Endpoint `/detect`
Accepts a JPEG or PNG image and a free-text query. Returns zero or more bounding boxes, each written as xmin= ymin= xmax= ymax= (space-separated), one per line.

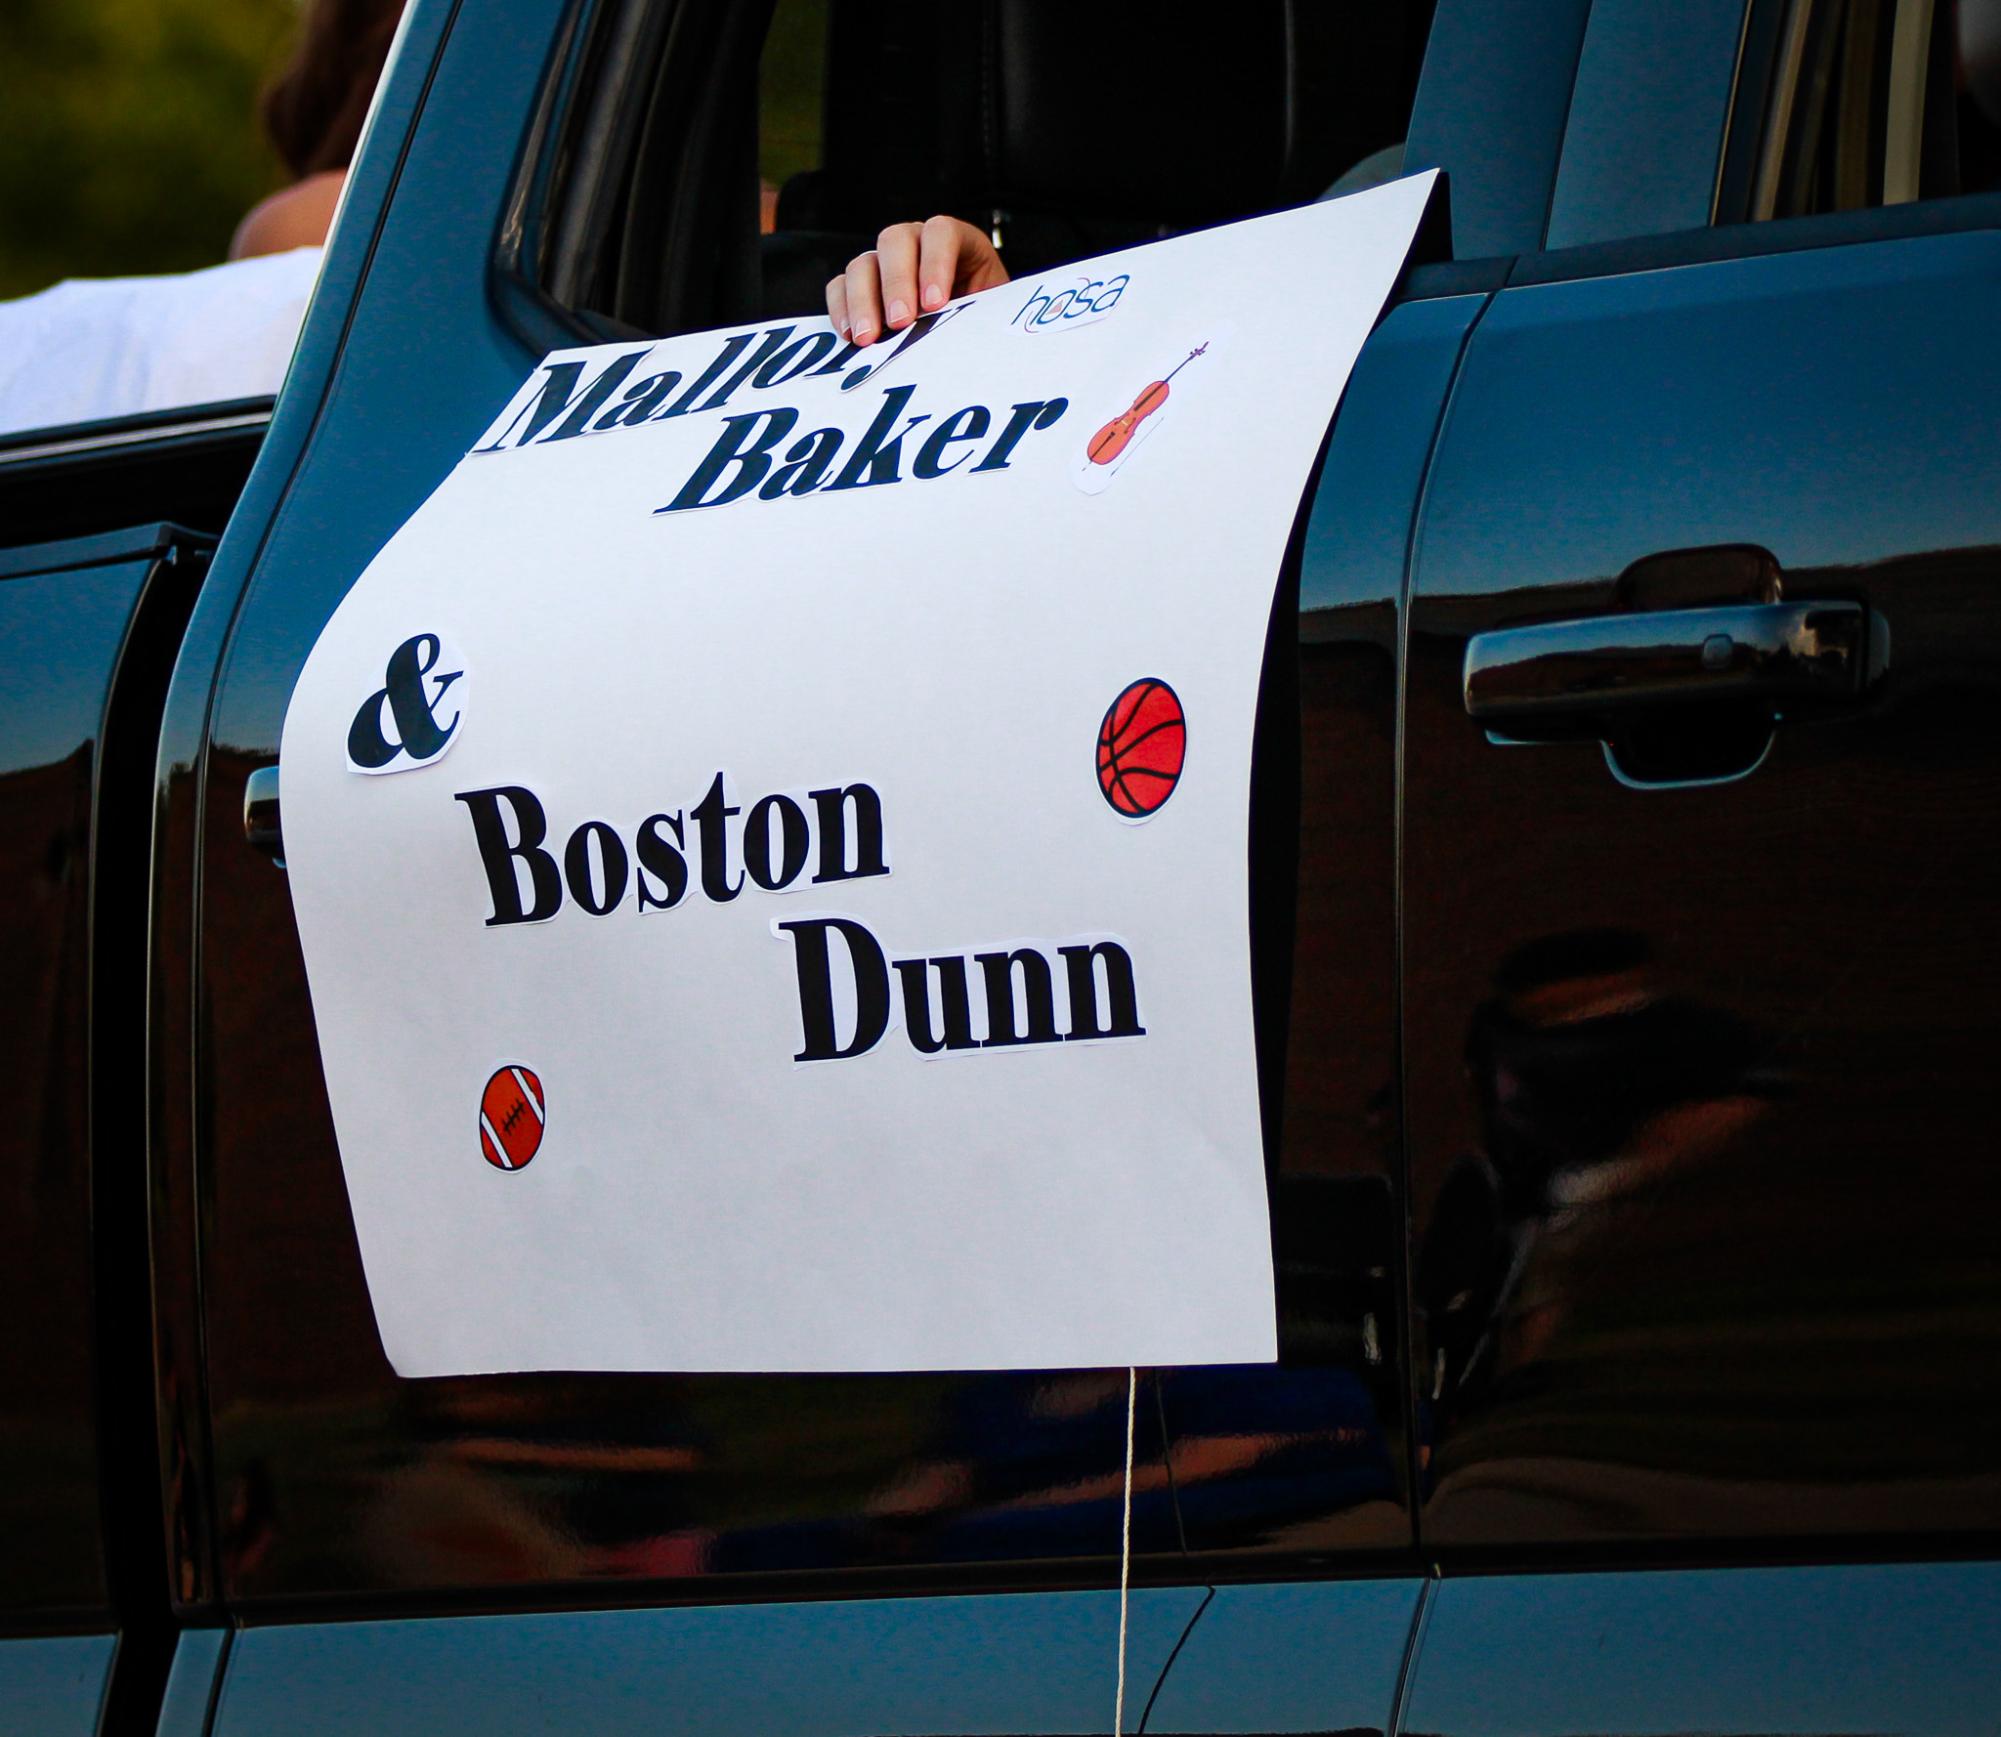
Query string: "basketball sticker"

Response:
xmin=479 ymin=1065 xmax=545 ymax=1171
xmin=1096 ymin=678 xmax=1186 ymax=819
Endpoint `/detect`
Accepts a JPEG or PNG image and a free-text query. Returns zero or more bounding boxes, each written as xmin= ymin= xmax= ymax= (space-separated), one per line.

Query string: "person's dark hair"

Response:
xmin=261 ymin=0 xmax=406 ymax=179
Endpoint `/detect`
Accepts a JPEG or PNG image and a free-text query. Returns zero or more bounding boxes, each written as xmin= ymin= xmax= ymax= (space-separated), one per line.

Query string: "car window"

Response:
xmin=517 ymin=0 xmax=1437 ymax=339
xmin=1746 ymin=0 xmax=2001 ymax=218
xmin=1546 ymin=0 xmax=2001 ymax=253
xmin=759 ymin=0 xmax=825 ymax=206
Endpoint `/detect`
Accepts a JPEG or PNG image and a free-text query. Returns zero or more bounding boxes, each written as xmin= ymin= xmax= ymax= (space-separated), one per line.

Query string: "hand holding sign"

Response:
xmin=829 ymin=215 xmax=1010 ymax=345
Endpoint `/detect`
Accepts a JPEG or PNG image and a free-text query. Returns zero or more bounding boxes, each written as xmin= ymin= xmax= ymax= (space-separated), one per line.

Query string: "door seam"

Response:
xmin=1135 ymin=1583 xmax=1215 ymax=1734
xmin=199 ymin=1625 xmax=235 ymax=1737
xmin=1387 ymin=1575 xmax=1438 ymax=1737
xmin=1391 ymin=289 xmax=1498 ymax=1559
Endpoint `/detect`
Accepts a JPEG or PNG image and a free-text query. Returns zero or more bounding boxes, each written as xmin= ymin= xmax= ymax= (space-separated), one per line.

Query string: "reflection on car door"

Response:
xmin=1404 ymin=225 xmax=2001 ymax=1549
xmin=1400 ymin=1563 xmax=2001 ymax=1737
xmin=210 ymin=1589 xmax=1206 ymax=1737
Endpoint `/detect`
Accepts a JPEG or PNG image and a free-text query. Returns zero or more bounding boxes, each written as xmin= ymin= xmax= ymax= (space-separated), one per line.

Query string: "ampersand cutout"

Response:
xmin=347 ymin=631 xmax=466 ymax=774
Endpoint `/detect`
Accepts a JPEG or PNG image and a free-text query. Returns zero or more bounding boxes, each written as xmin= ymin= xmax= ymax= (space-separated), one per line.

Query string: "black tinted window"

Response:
xmin=521 ymin=0 xmax=1435 ymax=337
xmin=1745 ymin=0 xmax=2001 ymax=218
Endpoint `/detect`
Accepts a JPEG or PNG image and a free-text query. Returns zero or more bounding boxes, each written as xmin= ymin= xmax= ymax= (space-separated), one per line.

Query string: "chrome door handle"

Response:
xmin=1463 ymin=600 xmax=1870 ymax=726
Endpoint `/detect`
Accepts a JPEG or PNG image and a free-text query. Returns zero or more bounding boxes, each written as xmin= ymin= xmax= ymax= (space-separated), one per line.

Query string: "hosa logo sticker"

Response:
xmin=347 ymin=631 xmax=466 ymax=774
xmin=1011 ymin=273 xmax=1131 ymax=333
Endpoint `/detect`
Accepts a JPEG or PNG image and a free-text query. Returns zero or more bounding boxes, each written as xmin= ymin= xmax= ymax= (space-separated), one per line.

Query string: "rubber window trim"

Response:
xmin=1506 ymin=184 xmax=2001 ymax=286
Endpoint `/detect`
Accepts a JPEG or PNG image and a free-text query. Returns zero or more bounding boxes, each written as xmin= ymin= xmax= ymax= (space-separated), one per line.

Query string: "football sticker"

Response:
xmin=479 ymin=1065 xmax=545 ymax=1171
xmin=1096 ymin=678 xmax=1186 ymax=819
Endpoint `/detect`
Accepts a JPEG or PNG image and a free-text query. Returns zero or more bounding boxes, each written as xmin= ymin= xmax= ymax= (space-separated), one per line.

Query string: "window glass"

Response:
xmin=758 ymin=0 xmax=826 ymax=203
xmin=531 ymin=0 xmax=1435 ymax=338
xmin=1537 ymin=0 xmax=2001 ymax=253
xmin=1748 ymin=0 xmax=2001 ymax=218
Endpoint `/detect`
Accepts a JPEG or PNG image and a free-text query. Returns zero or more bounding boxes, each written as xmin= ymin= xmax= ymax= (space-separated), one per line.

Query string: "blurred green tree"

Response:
xmin=0 ymin=0 xmax=297 ymax=299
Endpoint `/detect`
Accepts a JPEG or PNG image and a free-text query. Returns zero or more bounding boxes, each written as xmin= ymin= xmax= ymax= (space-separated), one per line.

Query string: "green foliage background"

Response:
xmin=0 ymin=0 xmax=299 ymax=300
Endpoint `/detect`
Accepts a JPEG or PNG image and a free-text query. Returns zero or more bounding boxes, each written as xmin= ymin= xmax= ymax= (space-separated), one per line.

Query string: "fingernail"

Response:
xmin=853 ymin=323 xmax=875 ymax=345
xmin=888 ymin=298 xmax=909 ymax=326
xmin=921 ymin=282 xmax=944 ymax=309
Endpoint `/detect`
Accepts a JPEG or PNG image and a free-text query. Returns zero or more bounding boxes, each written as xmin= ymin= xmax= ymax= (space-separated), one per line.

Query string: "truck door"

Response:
xmin=1404 ymin=0 xmax=2001 ymax=1566
xmin=160 ymin=0 xmax=1473 ymax=1724
xmin=0 ymin=324 xmax=270 ymax=1737
xmin=0 ymin=524 xmax=208 ymax=1734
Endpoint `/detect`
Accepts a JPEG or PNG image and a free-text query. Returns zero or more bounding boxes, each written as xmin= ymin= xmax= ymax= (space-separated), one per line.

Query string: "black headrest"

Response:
xmin=974 ymin=0 xmax=1401 ymax=227
xmin=803 ymin=1 xmax=1412 ymax=239
xmin=800 ymin=0 xmax=983 ymax=235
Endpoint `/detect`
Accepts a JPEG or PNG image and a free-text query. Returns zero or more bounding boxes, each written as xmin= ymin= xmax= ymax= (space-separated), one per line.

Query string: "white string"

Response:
xmin=1113 ymin=1364 xmax=1138 ymax=1735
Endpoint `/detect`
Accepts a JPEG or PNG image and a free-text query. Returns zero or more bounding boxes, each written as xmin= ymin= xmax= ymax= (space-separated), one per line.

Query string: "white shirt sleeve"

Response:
xmin=0 ymin=246 xmax=324 ymax=439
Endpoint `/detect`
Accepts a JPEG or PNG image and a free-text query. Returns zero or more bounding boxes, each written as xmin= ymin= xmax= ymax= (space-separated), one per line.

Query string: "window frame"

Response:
xmin=1542 ymin=0 xmax=1752 ymax=249
xmin=491 ymin=0 xmax=665 ymax=354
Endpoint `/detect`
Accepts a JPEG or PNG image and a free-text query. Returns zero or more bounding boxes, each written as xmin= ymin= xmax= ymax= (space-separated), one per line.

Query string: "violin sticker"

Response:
xmin=1073 ymin=341 xmax=1210 ymax=496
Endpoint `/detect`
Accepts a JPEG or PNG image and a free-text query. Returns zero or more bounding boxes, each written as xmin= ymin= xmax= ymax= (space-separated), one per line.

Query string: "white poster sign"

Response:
xmin=280 ymin=175 xmax=1437 ymax=1376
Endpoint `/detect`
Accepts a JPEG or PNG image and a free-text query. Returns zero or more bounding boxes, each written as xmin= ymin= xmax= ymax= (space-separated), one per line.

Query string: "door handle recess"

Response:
xmin=1463 ymin=600 xmax=1869 ymax=727
xmin=244 ymin=764 xmax=283 ymax=865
